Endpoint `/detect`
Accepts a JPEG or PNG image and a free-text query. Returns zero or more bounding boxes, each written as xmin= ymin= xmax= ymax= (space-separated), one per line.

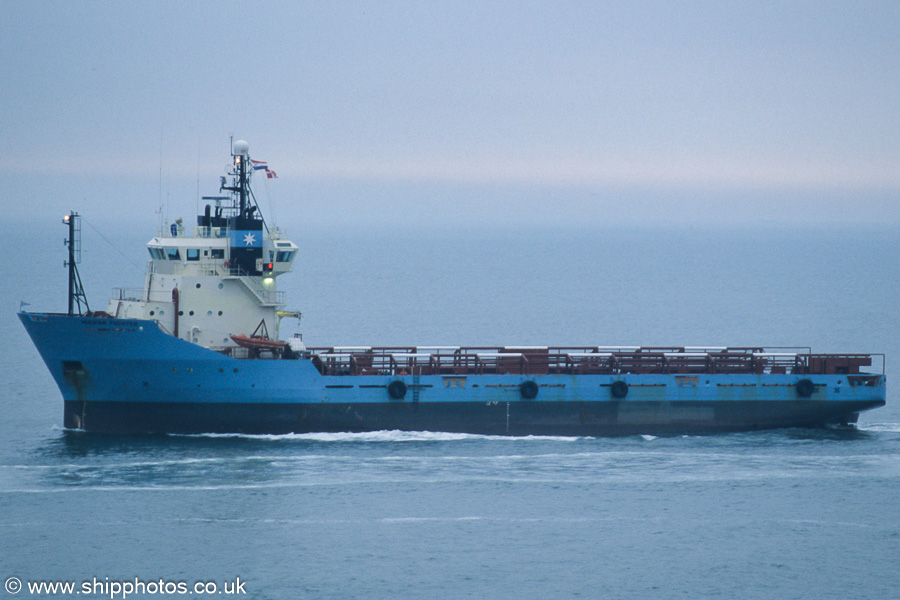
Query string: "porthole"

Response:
xmin=189 ymin=311 xmax=194 ymax=316
xmin=219 ymin=368 xmax=224 ymax=373
xmin=218 ymin=283 xmax=224 ymax=289
xmin=233 ymin=368 xmax=239 ymax=373
xmin=149 ymin=310 xmax=155 ymax=316
xmin=196 ymin=283 xmax=201 ymax=289
xmin=207 ymin=311 xmax=212 ymax=316
xmin=178 ymin=311 xmax=184 ymax=316
xmin=218 ymin=311 xmax=223 ymax=316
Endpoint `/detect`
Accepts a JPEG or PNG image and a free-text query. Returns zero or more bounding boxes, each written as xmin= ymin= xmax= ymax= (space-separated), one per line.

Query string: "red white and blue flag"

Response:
xmin=252 ymin=159 xmax=278 ymax=178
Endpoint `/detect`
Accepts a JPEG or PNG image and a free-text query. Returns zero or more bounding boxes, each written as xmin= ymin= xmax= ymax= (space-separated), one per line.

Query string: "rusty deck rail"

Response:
xmin=299 ymin=346 xmax=884 ymax=378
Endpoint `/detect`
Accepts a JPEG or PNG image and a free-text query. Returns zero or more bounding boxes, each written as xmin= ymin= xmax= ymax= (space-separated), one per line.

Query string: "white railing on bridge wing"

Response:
xmin=110 ymin=288 xmax=144 ymax=302
xmin=111 ymin=288 xmax=187 ymax=304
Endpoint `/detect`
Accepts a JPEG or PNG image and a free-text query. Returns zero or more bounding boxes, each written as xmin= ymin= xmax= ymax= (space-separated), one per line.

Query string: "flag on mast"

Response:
xmin=252 ymin=159 xmax=277 ymax=178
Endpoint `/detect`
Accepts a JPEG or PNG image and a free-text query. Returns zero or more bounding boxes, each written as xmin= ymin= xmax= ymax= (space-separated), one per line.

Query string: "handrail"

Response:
xmin=301 ymin=346 xmax=883 ymax=376
xmin=225 ymin=270 xmax=284 ymax=305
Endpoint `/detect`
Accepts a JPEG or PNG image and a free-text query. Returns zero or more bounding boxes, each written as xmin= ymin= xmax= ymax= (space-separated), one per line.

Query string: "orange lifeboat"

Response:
xmin=230 ymin=334 xmax=288 ymax=352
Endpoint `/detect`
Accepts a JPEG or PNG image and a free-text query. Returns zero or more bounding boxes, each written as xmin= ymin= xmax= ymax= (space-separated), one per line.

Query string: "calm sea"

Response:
xmin=2 ymin=222 xmax=899 ymax=599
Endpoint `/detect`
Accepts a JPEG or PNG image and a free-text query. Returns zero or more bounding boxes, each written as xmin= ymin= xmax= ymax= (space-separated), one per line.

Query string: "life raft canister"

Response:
xmin=388 ymin=380 xmax=408 ymax=400
xmin=610 ymin=380 xmax=629 ymax=399
xmin=795 ymin=378 xmax=815 ymax=398
xmin=519 ymin=380 xmax=539 ymax=399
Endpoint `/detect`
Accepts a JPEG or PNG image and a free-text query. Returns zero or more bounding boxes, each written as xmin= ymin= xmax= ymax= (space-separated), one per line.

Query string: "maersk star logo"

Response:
xmin=243 ymin=232 xmax=256 ymax=246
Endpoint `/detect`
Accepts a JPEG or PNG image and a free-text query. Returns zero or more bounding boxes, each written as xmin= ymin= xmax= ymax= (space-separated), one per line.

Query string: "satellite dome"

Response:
xmin=233 ymin=140 xmax=249 ymax=156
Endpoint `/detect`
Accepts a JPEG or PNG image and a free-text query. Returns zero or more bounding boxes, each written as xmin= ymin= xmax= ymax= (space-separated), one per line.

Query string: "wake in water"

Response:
xmin=165 ymin=422 xmax=900 ymax=443
xmin=857 ymin=422 xmax=900 ymax=433
xmin=166 ymin=430 xmax=585 ymax=443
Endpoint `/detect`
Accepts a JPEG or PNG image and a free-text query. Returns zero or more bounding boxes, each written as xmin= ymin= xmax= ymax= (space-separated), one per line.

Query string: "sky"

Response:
xmin=1 ymin=1 xmax=898 ymax=230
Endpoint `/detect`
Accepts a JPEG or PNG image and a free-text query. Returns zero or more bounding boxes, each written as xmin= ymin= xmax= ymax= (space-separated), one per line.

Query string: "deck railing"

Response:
xmin=300 ymin=346 xmax=884 ymax=378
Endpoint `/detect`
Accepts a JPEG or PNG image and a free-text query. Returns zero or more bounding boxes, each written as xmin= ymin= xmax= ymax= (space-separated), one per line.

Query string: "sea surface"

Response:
xmin=2 ymin=222 xmax=899 ymax=599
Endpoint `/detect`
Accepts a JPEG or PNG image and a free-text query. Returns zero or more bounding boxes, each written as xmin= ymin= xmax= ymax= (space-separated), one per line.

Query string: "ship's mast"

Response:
xmin=220 ymin=139 xmax=251 ymax=218
xmin=213 ymin=140 xmax=267 ymax=276
xmin=239 ymin=146 xmax=248 ymax=216
xmin=63 ymin=211 xmax=90 ymax=316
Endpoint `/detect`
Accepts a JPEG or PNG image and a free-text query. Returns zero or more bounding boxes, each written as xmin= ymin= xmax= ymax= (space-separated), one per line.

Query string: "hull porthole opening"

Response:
xmin=388 ymin=380 xmax=408 ymax=400
xmin=796 ymin=378 xmax=815 ymax=398
xmin=611 ymin=380 xmax=629 ymax=399
xmin=520 ymin=380 xmax=539 ymax=399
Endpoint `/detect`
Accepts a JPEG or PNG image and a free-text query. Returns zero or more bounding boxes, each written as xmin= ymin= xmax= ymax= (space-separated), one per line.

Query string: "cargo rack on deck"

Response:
xmin=273 ymin=346 xmax=885 ymax=378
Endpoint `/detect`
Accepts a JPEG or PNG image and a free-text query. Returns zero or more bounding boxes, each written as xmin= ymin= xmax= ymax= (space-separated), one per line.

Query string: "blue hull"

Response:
xmin=21 ymin=313 xmax=886 ymax=436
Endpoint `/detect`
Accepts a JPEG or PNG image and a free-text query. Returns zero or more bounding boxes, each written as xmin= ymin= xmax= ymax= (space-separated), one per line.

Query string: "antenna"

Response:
xmin=158 ymin=127 xmax=164 ymax=235
xmin=196 ymin=138 xmax=201 ymax=218
xmin=63 ymin=211 xmax=90 ymax=316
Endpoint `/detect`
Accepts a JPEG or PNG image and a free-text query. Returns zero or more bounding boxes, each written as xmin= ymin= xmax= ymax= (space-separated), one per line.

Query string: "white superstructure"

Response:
xmin=106 ymin=140 xmax=299 ymax=349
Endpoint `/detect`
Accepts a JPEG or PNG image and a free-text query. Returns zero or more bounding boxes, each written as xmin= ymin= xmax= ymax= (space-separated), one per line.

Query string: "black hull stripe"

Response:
xmin=64 ymin=399 xmax=884 ymax=436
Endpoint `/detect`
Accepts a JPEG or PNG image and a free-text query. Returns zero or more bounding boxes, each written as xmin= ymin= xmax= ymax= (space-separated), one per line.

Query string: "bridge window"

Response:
xmin=166 ymin=248 xmax=181 ymax=261
xmin=211 ymin=249 xmax=225 ymax=259
xmin=186 ymin=249 xmax=200 ymax=261
xmin=276 ymin=250 xmax=296 ymax=262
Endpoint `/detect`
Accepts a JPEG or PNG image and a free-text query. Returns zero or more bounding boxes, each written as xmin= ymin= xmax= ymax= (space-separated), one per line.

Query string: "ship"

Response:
xmin=18 ymin=140 xmax=886 ymax=435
